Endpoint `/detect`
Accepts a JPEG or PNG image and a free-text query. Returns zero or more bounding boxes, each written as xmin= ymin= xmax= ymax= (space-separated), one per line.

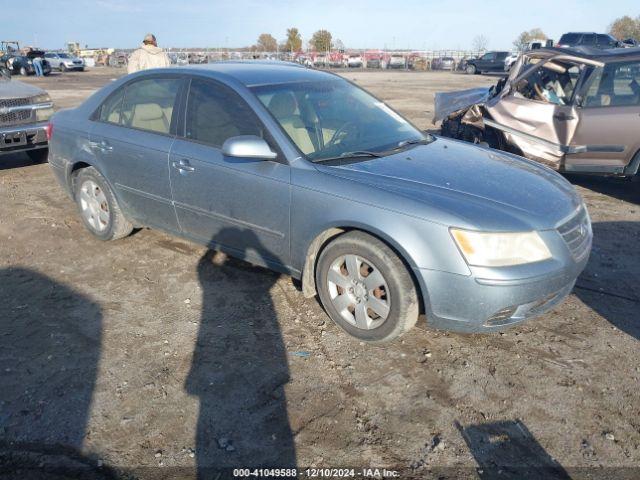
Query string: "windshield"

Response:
xmin=251 ymin=79 xmax=429 ymax=162
xmin=58 ymin=53 xmax=71 ymax=58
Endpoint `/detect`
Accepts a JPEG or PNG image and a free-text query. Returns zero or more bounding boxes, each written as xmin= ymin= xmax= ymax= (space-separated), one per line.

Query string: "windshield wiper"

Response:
xmin=394 ymin=137 xmax=431 ymax=150
xmin=312 ymin=150 xmax=383 ymax=163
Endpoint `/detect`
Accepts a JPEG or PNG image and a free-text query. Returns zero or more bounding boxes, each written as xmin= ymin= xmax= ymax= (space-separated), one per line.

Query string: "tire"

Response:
xmin=73 ymin=167 xmax=133 ymax=241
xmin=316 ymin=231 xmax=419 ymax=343
xmin=20 ymin=66 xmax=28 ymax=76
xmin=26 ymin=148 xmax=48 ymax=163
xmin=60 ymin=63 xmax=67 ymax=72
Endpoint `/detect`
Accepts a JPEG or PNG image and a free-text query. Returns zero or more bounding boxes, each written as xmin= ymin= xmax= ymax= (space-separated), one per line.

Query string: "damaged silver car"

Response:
xmin=435 ymin=47 xmax=640 ymax=177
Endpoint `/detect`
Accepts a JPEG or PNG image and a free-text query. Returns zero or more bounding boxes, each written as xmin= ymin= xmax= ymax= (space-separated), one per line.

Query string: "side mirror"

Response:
xmin=221 ymin=135 xmax=278 ymax=160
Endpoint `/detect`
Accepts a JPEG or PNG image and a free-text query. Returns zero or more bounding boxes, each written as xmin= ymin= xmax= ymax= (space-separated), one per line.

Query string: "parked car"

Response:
xmin=387 ymin=54 xmax=406 ymax=69
xmin=432 ymin=57 xmax=455 ymax=71
xmin=465 ymin=51 xmax=510 ymax=74
xmin=347 ymin=55 xmax=363 ymax=68
xmin=436 ymin=47 xmax=640 ymax=177
xmin=556 ymin=32 xmax=621 ymax=49
xmin=44 ymin=52 xmax=85 ymax=71
xmin=48 ymin=62 xmax=591 ymax=342
xmin=1 ymin=52 xmax=51 ymax=76
xmin=1 ymin=67 xmax=53 ymax=162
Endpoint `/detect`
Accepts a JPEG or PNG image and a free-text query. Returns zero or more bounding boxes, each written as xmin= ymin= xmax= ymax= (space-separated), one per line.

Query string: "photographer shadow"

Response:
xmin=186 ymin=228 xmax=296 ymax=476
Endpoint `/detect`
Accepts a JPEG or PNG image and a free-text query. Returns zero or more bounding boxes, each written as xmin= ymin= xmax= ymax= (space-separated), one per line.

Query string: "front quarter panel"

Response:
xmin=290 ymin=167 xmax=471 ymax=277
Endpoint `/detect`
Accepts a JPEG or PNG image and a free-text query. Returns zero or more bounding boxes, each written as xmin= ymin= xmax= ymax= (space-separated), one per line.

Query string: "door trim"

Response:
xmin=173 ymin=201 xmax=285 ymax=238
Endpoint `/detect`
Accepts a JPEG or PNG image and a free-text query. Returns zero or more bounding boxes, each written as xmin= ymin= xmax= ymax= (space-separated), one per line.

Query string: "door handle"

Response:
xmin=553 ymin=113 xmax=575 ymax=121
xmin=171 ymin=159 xmax=195 ymax=173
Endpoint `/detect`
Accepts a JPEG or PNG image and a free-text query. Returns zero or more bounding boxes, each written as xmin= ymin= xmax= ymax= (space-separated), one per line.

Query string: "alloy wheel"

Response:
xmin=326 ymin=254 xmax=390 ymax=330
xmin=79 ymin=180 xmax=110 ymax=232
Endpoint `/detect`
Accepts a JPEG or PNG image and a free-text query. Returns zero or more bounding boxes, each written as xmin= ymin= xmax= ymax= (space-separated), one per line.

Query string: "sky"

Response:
xmin=4 ymin=0 xmax=638 ymax=51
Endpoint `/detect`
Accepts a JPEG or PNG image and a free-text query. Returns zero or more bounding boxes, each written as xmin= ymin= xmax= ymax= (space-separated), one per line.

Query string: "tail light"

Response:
xmin=44 ymin=123 xmax=53 ymax=141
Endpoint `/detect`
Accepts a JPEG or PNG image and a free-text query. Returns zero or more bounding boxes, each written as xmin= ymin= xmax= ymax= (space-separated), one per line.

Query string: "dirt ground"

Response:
xmin=1 ymin=68 xmax=639 ymax=479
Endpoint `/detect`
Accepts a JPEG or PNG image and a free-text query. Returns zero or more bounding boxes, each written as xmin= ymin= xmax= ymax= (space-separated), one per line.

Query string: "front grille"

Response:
xmin=557 ymin=206 xmax=591 ymax=261
xmin=0 ymin=97 xmax=35 ymax=126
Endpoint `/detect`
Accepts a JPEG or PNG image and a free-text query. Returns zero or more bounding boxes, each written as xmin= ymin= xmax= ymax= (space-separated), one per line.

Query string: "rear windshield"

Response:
xmin=559 ymin=33 xmax=582 ymax=44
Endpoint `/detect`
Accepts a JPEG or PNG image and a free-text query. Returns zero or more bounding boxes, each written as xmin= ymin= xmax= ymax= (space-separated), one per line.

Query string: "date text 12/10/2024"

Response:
xmin=232 ymin=468 xmax=401 ymax=478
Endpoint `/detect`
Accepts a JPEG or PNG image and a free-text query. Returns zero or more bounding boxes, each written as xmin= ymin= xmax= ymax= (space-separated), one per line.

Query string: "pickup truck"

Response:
xmin=0 ymin=67 xmax=53 ymax=162
xmin=465 ymin=51 xmax=509 ymax=74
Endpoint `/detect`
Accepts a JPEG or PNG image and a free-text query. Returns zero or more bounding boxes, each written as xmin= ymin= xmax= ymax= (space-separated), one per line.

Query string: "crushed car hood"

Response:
xmin=0 ymin=79 xmax=45 ymax=100
xmin=318 ymin=138 xmax=581 ymax=230
xmin=433 ymin=87 xmax=492 ymax=123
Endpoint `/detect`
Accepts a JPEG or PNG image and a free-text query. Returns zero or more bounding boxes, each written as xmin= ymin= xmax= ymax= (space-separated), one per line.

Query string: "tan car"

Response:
xmin=435 ymin=47 xmax=640 ymax=177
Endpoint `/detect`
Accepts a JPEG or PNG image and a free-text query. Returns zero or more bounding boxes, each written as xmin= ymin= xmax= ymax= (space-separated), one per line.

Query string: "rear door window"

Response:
xmin=120 ymin=77 xmax=182 ymax=134
xmin=99 ymin=88 xmax=125 ymax=124
xmin=583 ymin=62 xmax=640 ymax=107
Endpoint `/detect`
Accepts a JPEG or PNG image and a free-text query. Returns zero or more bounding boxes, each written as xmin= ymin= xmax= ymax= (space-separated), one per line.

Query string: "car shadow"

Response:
xmin=455 ymin=420 xmax=570 ymax=479
xmin=574 ymin=221 xmax=640 ymax=341
xmin=566 ymin=174 xmax=640 ymax=206
xmin=0 ymin=267 xmax=115 ymax=479
xmin=0 ymin=151 xmax=46 ymax=170
xmin=186 ymin=228 xmax=296 ymax=477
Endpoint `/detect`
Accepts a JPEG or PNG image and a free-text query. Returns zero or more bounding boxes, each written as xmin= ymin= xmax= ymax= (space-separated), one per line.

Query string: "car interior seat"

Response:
xmin=268 ymin=93 xmax=315 ymax=154
xmin=129 ymin=103 xmax=170 ymax=133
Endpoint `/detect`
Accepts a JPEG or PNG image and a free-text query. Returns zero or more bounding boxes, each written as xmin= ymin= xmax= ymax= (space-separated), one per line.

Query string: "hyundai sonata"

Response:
xmin=48 ymin=62 xmax=591 ymax=342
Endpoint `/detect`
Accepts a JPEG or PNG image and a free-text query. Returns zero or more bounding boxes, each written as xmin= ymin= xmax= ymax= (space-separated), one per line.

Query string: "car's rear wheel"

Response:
xmin=73 ymin=167 xmax=133 ymax=241
xmin=316 ymin=231 xmax=419 ymax=343
xmin=466 ymin=64 xmax=477 ymax=75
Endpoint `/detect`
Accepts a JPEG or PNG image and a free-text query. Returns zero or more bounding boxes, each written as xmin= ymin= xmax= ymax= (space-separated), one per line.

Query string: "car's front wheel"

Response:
xmin=316 ymin=231 xmax=419 ymax=343
xmin=466 ymin=64 xmax=477 ymax=75
xmin=73 ymin=167 xmax=133 ymax=241
xmin=19 ymin=66 xmax=28 ymax=76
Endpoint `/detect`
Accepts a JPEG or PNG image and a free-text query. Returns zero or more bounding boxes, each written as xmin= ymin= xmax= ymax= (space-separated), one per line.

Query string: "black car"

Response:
xmin=556 ymin=32 xmax=621 ymax=49
xmin=465 ymin=51 xmax=509 ymax=74
xmin=1 ymin=51 xmax=51 ymax=76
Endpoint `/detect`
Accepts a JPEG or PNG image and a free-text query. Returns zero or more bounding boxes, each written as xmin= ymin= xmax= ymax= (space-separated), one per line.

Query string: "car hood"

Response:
xmin=316 ymin=137 xmax=581 ymax=231
xmin=0 ymin=79 xmax=46 ymax=100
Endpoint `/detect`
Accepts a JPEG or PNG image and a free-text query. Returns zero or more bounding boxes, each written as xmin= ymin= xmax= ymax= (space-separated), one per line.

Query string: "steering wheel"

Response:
xmin=326 ymin=122 xmax=359 ymax=148
xmin=533 ymin=83 xmax=547 ymax=101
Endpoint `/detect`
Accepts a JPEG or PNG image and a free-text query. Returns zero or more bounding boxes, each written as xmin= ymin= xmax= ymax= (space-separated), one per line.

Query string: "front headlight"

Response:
xmin=450 ymin=228 xmax=552 ymax=267
xmin=32 ymin=93 xmax=51 ymax=104
xmin=36 ymin=107 xmax=54 ymax=121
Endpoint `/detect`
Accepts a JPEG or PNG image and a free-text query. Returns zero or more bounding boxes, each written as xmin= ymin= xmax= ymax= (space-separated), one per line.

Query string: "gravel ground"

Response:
xmin=0 ymin=68 xmax=638 ymax=480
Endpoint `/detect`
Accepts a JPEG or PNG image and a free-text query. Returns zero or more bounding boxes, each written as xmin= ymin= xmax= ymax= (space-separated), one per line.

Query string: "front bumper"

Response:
xmin=0 ymin=122 xmax=48 ymax=155
xmin=415 ymin=226 xmax=591 ymax=333
xmin=62 ymin=63 xmax=84 ymax=70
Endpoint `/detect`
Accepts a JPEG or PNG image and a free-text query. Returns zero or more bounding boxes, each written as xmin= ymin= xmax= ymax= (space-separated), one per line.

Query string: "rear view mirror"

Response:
xmin=221 ymin=135 xmax=278 ymax=160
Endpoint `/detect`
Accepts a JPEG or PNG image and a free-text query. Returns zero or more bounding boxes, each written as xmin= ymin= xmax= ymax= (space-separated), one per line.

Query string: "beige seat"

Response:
xmin=268 ymin=93 xmax=315 ymax=154
xmin=130 ymin=103 xmax=170 ymax=133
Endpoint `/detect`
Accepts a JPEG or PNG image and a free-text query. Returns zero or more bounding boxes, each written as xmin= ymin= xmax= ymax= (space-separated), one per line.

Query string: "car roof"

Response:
xmin=173 ymin=61 xmax=339 ymax=87
xmin=529 ymin=46 xmax=640 ymax=62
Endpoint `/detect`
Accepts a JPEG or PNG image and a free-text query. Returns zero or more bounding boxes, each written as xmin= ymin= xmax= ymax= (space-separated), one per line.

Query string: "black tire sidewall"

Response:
xmin=316 ymin=233 xmax=417 ymax=343
xmin=74 ymin=168 xmax=118 ymax=241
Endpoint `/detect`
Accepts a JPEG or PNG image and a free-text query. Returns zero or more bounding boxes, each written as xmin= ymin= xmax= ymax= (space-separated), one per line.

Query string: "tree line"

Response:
xmin=255 ymin=14 xmax=640 ymax=55
xmin=254 ymin=28 xmax=335 ymax=53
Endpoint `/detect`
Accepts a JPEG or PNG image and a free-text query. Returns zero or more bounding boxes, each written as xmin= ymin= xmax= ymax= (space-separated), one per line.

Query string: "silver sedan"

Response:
xmin=47 ymin=62 xmax=591 ymax=342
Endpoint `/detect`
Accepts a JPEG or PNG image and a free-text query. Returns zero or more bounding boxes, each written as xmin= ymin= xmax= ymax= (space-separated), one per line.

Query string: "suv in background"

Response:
xmin=465 ymin=51 xmax=509 ymax=74
xmin=0 ymin=67 xmax=53 ymax=162
xmin=44 ymin=52 xmax=85 ymax=71
xmin=557 ymin=33 xmax=621 ymax=49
